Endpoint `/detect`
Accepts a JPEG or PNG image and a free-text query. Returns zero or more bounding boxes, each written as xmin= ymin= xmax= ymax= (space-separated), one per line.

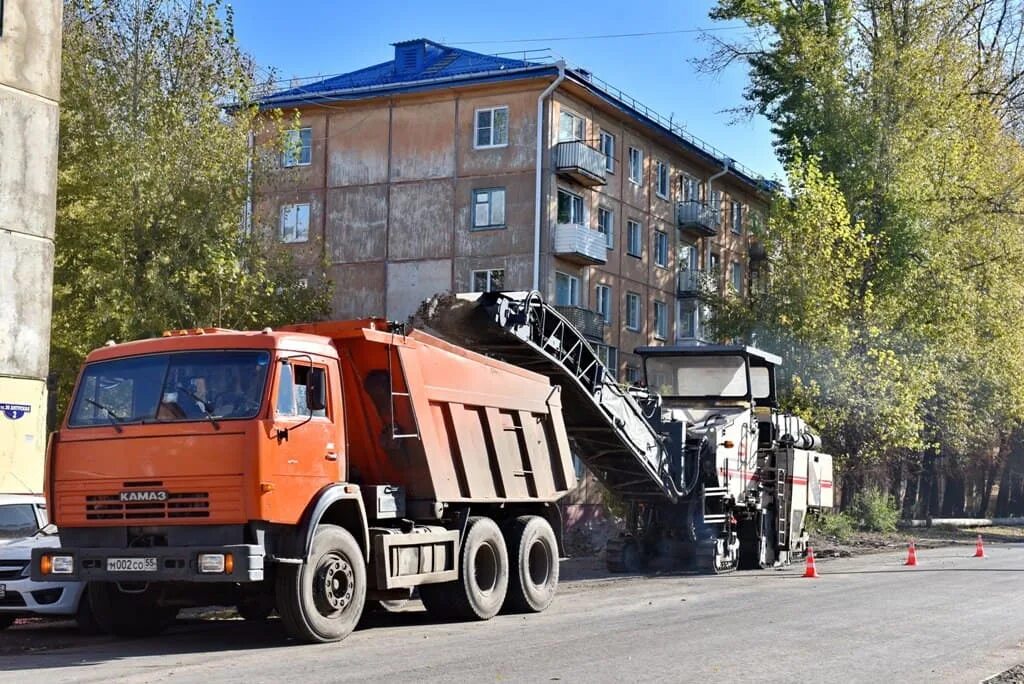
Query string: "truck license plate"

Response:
xmin=106 ymin=558 xmax=157 ymax=572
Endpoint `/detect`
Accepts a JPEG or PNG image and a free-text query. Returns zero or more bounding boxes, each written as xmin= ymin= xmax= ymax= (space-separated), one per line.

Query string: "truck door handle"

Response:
xmin=325 ymin=452 xmax=337 ymax=461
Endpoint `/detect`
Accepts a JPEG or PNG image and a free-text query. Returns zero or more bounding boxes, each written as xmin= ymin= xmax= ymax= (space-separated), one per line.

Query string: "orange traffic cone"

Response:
xmin=803 ymin=547 xmax=820 ymax=578
xmin=905 ymin=541 xmax=919 ymax=566
xmin=973 ymin=534 xmax=986 ymax=558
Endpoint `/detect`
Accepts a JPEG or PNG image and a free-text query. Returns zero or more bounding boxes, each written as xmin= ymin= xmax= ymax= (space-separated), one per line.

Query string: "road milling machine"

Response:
xmin=425 ymin=291 xmax=834 ymax=574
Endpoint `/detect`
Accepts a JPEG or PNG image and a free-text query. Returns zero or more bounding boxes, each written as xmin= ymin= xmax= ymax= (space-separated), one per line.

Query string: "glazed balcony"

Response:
xmin=554 ymin=141 xmax=607 ymax=186
xmin=553 ymin=223 xmax=607 ymax=265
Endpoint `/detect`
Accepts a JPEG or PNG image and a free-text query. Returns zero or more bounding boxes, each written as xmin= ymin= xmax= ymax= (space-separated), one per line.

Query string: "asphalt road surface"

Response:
xmin=3 ymin=544 xmax=1024 ymax=683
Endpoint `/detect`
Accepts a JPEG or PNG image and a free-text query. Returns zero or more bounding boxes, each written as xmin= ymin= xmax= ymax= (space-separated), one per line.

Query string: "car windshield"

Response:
xmin=68 ymin=350 xmax=271 ymax=427
xmin=0 ymin=504 xmax=40 ymax=540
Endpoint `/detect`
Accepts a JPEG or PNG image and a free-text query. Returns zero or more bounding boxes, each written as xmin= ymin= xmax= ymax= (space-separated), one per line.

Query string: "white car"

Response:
xmin=0 ymin=494 xmax=93 ymax=631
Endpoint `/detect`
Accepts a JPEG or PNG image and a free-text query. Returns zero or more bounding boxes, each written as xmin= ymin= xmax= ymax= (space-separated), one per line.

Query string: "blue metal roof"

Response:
xmin=259 ymin=39 xmax=553 ymax=108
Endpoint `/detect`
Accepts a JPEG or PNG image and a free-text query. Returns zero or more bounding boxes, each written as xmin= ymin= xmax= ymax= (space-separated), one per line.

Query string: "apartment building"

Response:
xmin=256 ymin=38 xmax=774 ymax=384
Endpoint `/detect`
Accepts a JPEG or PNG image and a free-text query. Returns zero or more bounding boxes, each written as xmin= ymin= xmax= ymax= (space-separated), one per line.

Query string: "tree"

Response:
xmin=53 ymin=0 xmax=329 ymax=402
xmin=703 ymin=0 xmax=1024 ymax=511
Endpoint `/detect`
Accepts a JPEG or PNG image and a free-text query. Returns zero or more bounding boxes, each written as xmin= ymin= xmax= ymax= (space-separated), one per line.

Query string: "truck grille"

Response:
xmin=85 ymin=488 xmax=210 ymax=521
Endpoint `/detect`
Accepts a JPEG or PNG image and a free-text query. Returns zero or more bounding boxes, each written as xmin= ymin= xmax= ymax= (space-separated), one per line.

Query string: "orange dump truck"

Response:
xmin=32 ymin=320 xmax=575 ymax=642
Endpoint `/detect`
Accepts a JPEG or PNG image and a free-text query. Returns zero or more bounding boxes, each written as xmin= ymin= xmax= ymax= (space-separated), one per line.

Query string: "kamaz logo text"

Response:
xmin=119 ymin=490 xmax=169 ymax=503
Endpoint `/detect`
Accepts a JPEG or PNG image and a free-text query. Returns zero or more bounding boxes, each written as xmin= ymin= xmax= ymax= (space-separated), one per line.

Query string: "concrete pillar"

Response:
xmin=0 ymin=0 xmax=62 ymax=493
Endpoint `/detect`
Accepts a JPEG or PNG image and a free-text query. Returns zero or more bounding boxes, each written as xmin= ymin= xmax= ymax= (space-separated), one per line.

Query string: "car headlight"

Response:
xmin=198 ymin=553 xmax=233 ymax=574
xmin=40 ymin=554 xmax=74 ymax=574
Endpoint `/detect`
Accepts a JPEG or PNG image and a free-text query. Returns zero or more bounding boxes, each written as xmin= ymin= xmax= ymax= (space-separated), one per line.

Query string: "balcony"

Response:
xmin=554 ymin=141 xmax=607 ymax=186
xmin=554 ymin=305 xmax=606 ymax=341
xmin=553 ymin=223 xmax=607 ymax=265
xmin=677 ymin=201 xmax=719 ymax=236
xmin=677 ymin=269 xmax=717 ymax=296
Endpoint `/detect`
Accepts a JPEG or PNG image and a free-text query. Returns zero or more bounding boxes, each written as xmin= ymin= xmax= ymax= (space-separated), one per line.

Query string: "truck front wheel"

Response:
xmin=277 ymin=524 xmax=366 ymax=643
xmin=503 ymin=515 xmax=558 ymax=613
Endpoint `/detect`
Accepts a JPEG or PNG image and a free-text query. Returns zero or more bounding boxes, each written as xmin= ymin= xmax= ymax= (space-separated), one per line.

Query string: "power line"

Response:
xmin=447 ymin=26 xmax=749 ymax=46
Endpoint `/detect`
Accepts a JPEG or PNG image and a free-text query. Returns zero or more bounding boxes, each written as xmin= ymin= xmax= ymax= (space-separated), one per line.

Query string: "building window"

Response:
xmin=625 ymin=364 xmax=641 ymax=385
xmin=600 ymin=131 xmax=615 ymax=172
xmin=473 ymin=188 xmax=506 ymax=229
xmin=626 ymin=220 xmax=643 ymax=257
xmin=628 ymin=146 xmax=643 ymax=185
xmin=472 ymin=268 xmax=505 ymax=292
xmin=682 ymin=175 xmax=700 ymax=202
xmin=653 ymin=300 xmax=668 ymax=340
xmin=595 ymin=284 xmax=612 ymax=322
xmin=731 ymin=201 xmax=744 ymax=234
xmin=711 ymin=189 xmax=723 ymax=225
xmin=655 ymin=160 xmax=669 ymax=199
xmin=677 ymin=299 xmax=698 ymax=339
xmin=654 ymin=230 xmax=668 ymax=268
xmin=282 ymin=127 xmax=312 ymax=167
xmin=280 ymin=203 xmax=310 ymax=243
xmin=558 ymin=110 xmax=585 ymax=141
xmin=597 ymin=207 xmax=614 ymax=249
xmin=595 ymin=344 xmax=618 ymax=379
xmin=475 ymin=107 xmax=509 ymax=148
xmin=731 ymin=261 xmax=743 ymax=293
xmin=555 ymin=271 xmax=580 ymax=306
xmin=625 ymin=292 xmax=641 ymax=331
xmin=557 ymin=188 xmax=585 ymax=225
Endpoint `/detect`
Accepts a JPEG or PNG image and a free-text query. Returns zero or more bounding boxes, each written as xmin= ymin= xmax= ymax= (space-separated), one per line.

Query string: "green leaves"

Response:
xmin=52 ymin=0 xmax=330 ymax=405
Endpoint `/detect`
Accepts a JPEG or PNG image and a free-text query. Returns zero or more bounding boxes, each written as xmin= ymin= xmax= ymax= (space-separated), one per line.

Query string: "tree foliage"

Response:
xmin=53 ymin=0 xmax=330 ymax=401
xmin=704 ymin=0 xmax=1024 ymax=509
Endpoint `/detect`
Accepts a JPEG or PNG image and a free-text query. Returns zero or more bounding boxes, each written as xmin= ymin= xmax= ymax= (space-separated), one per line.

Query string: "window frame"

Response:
xmin=279 ymin=203 xmax=311 ymax=244
xmin=682 ymin=175 xmax=701 ymax=203
xmin=282 ymin=127 xmax=312 ymax=168
xmin=557 ymin=187 xmax=586 ymax=226
xmin=628 ymin=146 xmax=643 ymax=185
xmin=595 ymin=284 xmax=612 ymax=322
xmin=626 ymin=219 xmax=643 ymax=258
xmin=655 ymin=160 xmax=670 ymax=199
xmin=275 ymin=360 xmax=330 ymax=421
xmin=653 ymin=300 xmax=668 ymax=340
xmin=471 ymin=268 xmax=506 ymax=293
xmin=597 ymin=207 xmax=614 ymax=249
xmin=731 ymin=260 xmax=744 ymax=293
xmin=474 ymin=106 xmax=510 ymax=149
xmin=554 ymin=271 xmax=581 ymax=307
xmin=599 ymin=131 xmax=615 ymax=173
xmin=731 ymin=201 xmax=744 ymax=234
xmin=472 ymin=187 xmax=507 ymax=230
xmin=625 ymin=292 xmax=641 ymax=331
xmin=653 ymin=230 xmax=668 ymax=268
xmin=677 ymin=299 xmax=698 ymax=339
xmin=558 ymin=109 xmax=586 ymax=142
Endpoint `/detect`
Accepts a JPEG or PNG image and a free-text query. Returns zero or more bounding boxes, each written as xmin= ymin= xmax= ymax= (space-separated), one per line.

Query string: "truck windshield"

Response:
xmin=644 ymin=355 xmax=749 ymax=399
xmin=68 ymin=350 xmax=271 ymax=427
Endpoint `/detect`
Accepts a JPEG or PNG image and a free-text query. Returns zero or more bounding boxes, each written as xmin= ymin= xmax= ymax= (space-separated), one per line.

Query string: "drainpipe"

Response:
xmin=533 ymin=61 xmax=566 ymax=292
xmin=705 ymin=158 xmax=731 ymax=271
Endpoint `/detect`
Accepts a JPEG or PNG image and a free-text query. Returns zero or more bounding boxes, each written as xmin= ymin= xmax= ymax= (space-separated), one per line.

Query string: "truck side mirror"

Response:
xmin=308 ymin=370 xmax=327 ymax=413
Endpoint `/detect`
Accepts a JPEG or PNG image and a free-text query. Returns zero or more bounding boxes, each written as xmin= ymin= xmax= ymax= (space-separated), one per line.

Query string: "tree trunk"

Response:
xmin=902 ymin=458 xmax=920 ymax=520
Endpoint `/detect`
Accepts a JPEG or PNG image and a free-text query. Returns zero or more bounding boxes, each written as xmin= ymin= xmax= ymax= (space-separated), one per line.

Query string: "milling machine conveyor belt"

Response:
xmin=421 ymin=291 xmax=681 ymax=503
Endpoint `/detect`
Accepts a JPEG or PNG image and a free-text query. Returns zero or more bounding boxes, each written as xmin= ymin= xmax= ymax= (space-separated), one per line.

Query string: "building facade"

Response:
xmin=0 ymin=0 xmax=62 ymax=493
xmin=257 ymin=39 xmax=772 ymax=382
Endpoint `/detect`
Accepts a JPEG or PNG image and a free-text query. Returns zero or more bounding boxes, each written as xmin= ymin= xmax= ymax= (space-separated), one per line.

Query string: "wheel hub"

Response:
xmin=314 ymin=553 xmax=354 ymax=615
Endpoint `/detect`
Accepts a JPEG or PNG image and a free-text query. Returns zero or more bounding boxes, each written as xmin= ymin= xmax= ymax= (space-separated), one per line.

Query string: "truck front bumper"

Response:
xmin=30 ymin=544 xmax=265 ymax=583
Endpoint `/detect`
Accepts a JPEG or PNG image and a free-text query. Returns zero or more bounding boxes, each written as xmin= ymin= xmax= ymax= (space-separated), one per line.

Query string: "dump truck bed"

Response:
xmin=279 ymin=320 xmax=576 ymax=507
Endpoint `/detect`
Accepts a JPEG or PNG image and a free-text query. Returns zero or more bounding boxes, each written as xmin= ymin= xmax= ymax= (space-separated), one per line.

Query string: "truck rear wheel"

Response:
xmin=502 ymin=515 xmax=558 ymax=613
xmin=88 ymin=582 xmax=178 ymax=638
xmin=420 ymin=516 xmax=508 ymax=621
xmin=277 ymin=524 xmax=366 ymax=643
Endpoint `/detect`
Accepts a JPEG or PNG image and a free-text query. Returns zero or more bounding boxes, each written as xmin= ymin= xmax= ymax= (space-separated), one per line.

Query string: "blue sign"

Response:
xmin=0 ymin=403 xmax=31 ymax=420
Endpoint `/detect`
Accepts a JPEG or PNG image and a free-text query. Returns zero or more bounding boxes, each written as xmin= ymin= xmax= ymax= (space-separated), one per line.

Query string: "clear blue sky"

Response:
xmin=229 ymin=0 xmax=782 ymax=180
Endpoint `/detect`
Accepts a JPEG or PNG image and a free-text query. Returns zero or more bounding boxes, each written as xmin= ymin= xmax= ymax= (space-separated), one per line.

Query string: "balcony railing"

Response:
xmin=677 ymin=201 xmax=719 ymax=236
xmin=677 ymin=268 xmax=718 ymax=296
xmin=554 ymin=140 xmax=607 ymax=186
xmin=553 ymin=223 xmax=608 ymax=265
xmin=554 ymin=305 xmax=606 ymax=340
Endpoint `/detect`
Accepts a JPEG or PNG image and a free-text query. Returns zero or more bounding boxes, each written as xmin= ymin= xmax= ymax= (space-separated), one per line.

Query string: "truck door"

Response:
xmin=269 ymin=357 xmax=342 ymax=523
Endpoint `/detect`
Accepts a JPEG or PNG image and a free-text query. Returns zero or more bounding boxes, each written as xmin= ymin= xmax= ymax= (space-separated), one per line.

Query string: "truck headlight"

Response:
xmin=43 ymin=555 xmax=74 ymax=574
xmin=198 ymin=553 xmax=233 ymax=573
